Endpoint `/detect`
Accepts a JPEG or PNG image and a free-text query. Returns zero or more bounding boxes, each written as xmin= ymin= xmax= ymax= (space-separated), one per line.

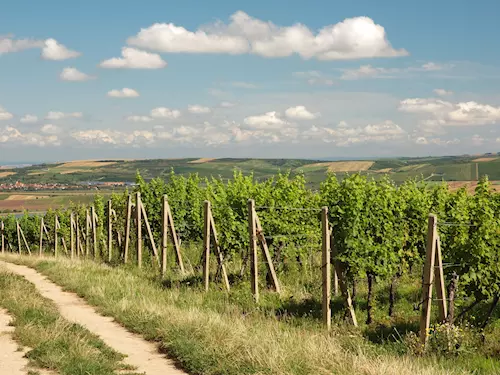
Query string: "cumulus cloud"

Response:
xmin=60 ymin=67 xmax=95 ymax=81
xmin=0 ymin=125 xmax=60 ymax=147
xmin=20 ymin=114 xmax=38 ymax=123
xmin=340 ymin=65 xmax=397 ymax=80
xmin=150 ymin=107 xmax=181 ymax=119
xmin=414 ymin=136 xmax=460 ymax=146
xmin=40 ymin=124 xmax=60 ymax=134
xmin=41 ymin=38 xmax=81 ymax=60
xmin=0 ymin=35 xmax=44 ymax=55
xmin=100 ymin=47 xmax=167 ymax=69
xmin=127 ymin=11 xmax=407 ymax=60
xmin=72 ymin=129 xmax=155 ymax=147
xmin=433 ymin=88 xmax=453 ymax=97
xmin=126 ymin=115 xmax=153 ymax=122
xmin=285 ymin=106 xmax=318 ymax=120
xmin=107 ymin=88 xmax=140 ymax=98
xmin=294 ymin=71 xmax=335 ymax=86
xmin=244 ymin=111 xmax=289 ymax=130
xmin=0 ymin=106 xmax=13 ymax=121
xmin=188 ymin=105 xmax=211 ymax=114
xmin=220 ymin=101 xmax=236 ymax=108
xmin=400 ymin=97 xmax=500 ymax=126
xmin=45 ymin=111 xmax=83 ymax=120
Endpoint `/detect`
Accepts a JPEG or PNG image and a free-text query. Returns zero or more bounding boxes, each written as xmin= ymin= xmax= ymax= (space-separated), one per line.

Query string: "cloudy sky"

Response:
xmin=1 ymin=0 xmax=500 ymax=162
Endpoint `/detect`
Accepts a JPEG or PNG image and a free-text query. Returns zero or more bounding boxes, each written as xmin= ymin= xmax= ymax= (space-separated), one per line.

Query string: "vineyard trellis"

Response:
xmin=1 ymin=171 xmax=500 ymax=350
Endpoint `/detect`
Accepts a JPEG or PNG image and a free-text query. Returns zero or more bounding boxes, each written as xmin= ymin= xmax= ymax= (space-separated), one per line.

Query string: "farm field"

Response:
xmin=2 ymin=153 xmax=500 ymax=188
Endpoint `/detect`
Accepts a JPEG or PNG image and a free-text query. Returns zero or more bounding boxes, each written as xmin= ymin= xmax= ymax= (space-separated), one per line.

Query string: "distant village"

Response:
xmin=0 ymin=181 xmax=134 ymax=192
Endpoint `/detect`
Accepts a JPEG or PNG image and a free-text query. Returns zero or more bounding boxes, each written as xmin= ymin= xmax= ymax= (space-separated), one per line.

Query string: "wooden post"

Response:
xmin=108 ymin=201 xmax=112 ymax=262
xmin=248 ymin=199 xmax=259 ymax=302
xmin=161 ymin=195 xmax=168 ymax=277
xmin=19 ymin=225 xmax=31 ymax=256
xmin=165 ymin=201 xmax=185 ymax=273
xmin=91 ymin=206 xmax=97 ymax=259
xmin=70 ymin=213 xmax=75 ymax=259
xmin=85 ymin=209 xmax=90 ymax=257
xmin=16 ymin=221 xmax=21 ymax=254
xmin=331 ymin=243 xmax=358 ymax=327
xmin=321 ymin=207 xmax=331 ymax=330
xmin=76 ymin=214 xmax=81 ymax=258
xmin=1 ymin=221 xmax=4 ymax=254
xmin=203 ymin=200 xmax=211 ymax=291
xmin=39 ymin=217 xmax=44 ymax=256
xmin=420 ymin=214 xmax=438 ymax=347
xmin=209 ymin=211 xmax=231 ymax=292
xmin=255 ymin=215 xmax=281 ymax=293
xmin=476 ymin=163 xmax=479 ymax=181
xmin=434 ymin=235 xmax=447 ymax=322
xmin=136 ymin=192 xmax=142 ymax=268
xmin=124 ymin=195 xmax=132 ymax=264
xmin=54 ymin=215 xmax=58 ymax=257
xmin=139 ymin=200 xmax=160 ymax=267
xmin=334 ymin=271 xmax=339 ymax=296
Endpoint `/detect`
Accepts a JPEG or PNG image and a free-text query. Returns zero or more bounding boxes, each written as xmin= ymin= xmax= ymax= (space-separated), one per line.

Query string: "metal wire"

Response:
xmin=255 ymin=206 xmax=322 ymax=212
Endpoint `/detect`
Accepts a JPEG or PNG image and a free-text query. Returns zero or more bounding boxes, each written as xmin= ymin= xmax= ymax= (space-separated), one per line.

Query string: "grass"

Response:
xmin=0 ymin=266 xmax=137 ymax=375
xmin=3 ymin=253 xmax=498 ymax=375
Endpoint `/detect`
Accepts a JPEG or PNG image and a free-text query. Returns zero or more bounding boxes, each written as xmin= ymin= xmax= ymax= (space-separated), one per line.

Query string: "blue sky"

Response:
xmin=1 ymin=0 xmax=500 ymax=162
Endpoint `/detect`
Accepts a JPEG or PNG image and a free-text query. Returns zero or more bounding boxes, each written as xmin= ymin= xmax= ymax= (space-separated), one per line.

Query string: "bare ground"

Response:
xmin=0 ymin=260 xmax=187 ymax=375
xmin=0 ymin=308 xmax=30 ymax=374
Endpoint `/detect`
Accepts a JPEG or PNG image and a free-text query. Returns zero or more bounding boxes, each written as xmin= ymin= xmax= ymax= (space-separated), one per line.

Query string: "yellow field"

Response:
xmin=5 ymin=194 xmax=50 ymax=201
xmin=473 ymin=157 xmax=498 ymax=162
xmin=374 ymin=168 xmax=393 ymax=173
xmin=57 ymin=160 xmax=118 ymax=168
xmin=60 ymin=169 xmax=86 ymax=175
xmin=0 ymin=171 xmax=16 ymax=178
xmin=397 ymin=164 xmax=429 ymax=172
xmin=188 ymin=158 xmax=217 ymax=164
xmin=304 ymin=161 xmax=374 ymax=172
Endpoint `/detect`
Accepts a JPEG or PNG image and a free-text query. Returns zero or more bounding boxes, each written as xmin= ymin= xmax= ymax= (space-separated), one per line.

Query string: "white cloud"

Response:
xmin=100 ymin=47 xmax=167 ymax=69
xmin=231 ymin=81 xmax=257 ymax=89
xmin=150 ymin=107 xmax=181 ymax=119
xmin=127 ymin=11 xmax=407 ymax=60
xmin=400 ymin=98 xmax=500 ymax=126
xmin=421 ymin=62 xmax=447 ymax=71
xmin=107 ymin=88 xmax=140 ymax=98
xmin=188 ymin=105 xmax=211 ymax=114
xmin=45 ymin=111 xmax=83 ymax=120
xmin=244 ymin=111 xmax=289 ymax=130
xmin=20 ymin=114 xmax=38 ymax=123
xmin=471 ymin=134 xmax=484 ymax=146
xmin=41 ymin=38 xmax=81 ymax=60
xmin=72 ymin=129 xmax=155 ymax=147
xmin=40 ymin=124 xmax=60 ymax=134
xmin=414 ymin=136 xmax=460 ymax=146
xmin=433 ymin=88 xmax=453 ymax=97
xmin=220 ymin=101 xmax=236 ymax=108
xmin=294 ymin=71 xmax=335 ymax=86
xmin=60 ymin=67 xmax=94 ymax=81
xmin=0 ymin=107 xmax=13 ymax=121
xmin=126 ymin=115 xmax=153 ymax=122
xmin=0 ymin=125 xmax=60 ymax=147
xmin=285 ymin=106 xmax=318 ymax=120
xmin=0 ymin=35 xmax=44 ymax=55
xmin=340 ymin=65 xmax=397 ymax=80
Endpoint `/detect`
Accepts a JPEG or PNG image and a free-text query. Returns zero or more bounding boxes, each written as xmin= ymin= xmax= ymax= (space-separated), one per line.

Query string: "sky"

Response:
xmin=1 ymin=0 xmax=500 ymax=162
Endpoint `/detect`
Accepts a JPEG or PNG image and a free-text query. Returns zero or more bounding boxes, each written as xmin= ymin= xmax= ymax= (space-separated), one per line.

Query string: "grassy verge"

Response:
xmin=2 ymin=255 xmax=489 ymax=375
xmin=0 ymin=265 xmax=136 ymax=375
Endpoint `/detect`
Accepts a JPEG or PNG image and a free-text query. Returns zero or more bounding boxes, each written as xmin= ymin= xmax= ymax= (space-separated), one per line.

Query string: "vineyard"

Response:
xmin=1 ymin=171 xmax=500 ymax=361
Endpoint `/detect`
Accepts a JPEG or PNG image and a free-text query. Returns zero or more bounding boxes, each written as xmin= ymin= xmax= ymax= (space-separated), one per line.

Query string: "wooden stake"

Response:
xmin=91 ymin=206 xmax=97 ymax=259
xmin=19 ymin=224 xmax=31 ymax=255
xmin=136 ymin=192 xmax=142 ymax=268
xmin=76 ymin=215 xmax=81 ymax=258
xmin=85 ymin=209 xmax=90 ymax=257
xmin=255 ymin=215 xmax=281 ymax=294
xmin=321 ymin=207 xmax=331 ymax=330
xmin=56 ymin=218 xmax=68 ymax=255
xmin=70 ymin=213 xmax=75 ymax=259
xmin=16 ymin=221 xmax=21 ymax=254
xmin=1 ymin=221 xmax=4 ymax=254
xmin=248 ymin=199 xmax=259 ymax=302
xmin=331 ymin=242 xmax=358 ymax=327
xmin=334 ymin=270 xmax=339 ymax=296
xmin=39 ymin=217 xmax=44 ymax=256
xmin=124 ymin=195 xmax=132 ymax=263
xmin=166 ymin=200 xmax=184 ymax=273
xmin=108 ymin=200 xmax=112 ymax=262
xmin=420 ymin=214 xmax=437 ymax=347
xmin=54 ymin=215 xmax=58 ymax=257
xmin=203 ymin=201 xmax=211 ymax=291
xmin=139 ymin=200 xmax=160 ymax=267
xmin=161 ymin=195 xmax=168 ymax=277
xmin=434 ymin=234 xmax=447 ymax=322
xmin=209 ymin=211 xmax=231 ymax=292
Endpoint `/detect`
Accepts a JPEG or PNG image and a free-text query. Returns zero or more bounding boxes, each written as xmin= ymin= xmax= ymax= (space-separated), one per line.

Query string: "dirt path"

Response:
xmin=0 ymin=261 xmax=187 ymax=375
xmin=0 ymin=308 xmax=31 ymax=375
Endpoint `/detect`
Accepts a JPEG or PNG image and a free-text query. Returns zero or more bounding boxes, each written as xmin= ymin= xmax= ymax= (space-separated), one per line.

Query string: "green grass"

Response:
xmin=3 ymin=253 xmax=500 ymax=375
xmin=0 ymin=266 xmax=136 ymax=375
